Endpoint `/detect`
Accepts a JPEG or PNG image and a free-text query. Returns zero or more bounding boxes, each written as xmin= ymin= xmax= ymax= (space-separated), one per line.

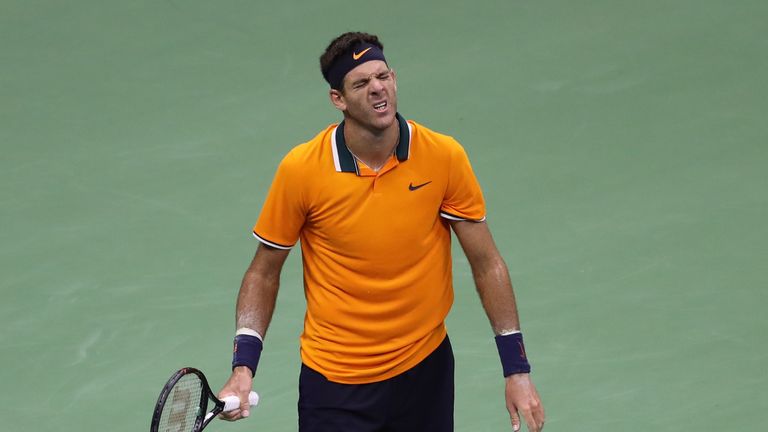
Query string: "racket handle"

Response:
xmin=222 ymin=391 xmax=260 ymax=412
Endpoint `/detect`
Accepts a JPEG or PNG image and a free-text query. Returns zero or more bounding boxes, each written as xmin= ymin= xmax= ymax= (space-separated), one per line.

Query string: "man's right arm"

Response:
xmin=219 ymin=242 xmax=290 ymax=421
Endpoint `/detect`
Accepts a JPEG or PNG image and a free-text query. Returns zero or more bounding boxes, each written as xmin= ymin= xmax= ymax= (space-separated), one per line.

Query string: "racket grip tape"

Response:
xmin=222 ymin=391 xmax=260 ymax=412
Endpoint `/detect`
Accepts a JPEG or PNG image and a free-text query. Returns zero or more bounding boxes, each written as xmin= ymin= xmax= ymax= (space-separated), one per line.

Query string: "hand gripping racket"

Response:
xmin=150 ymin=367 xmax=259 ymax=432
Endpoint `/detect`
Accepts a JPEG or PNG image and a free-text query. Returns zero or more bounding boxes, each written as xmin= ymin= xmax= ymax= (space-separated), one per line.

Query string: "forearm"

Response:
xmin=472 ymin=256 xmax=521 ymax=335
xmin=221 ymin=261 xmax=278 ymax=420
xmin=234 ymin=244 xmax=288 ymax=339
xmin=235 ymin=270 xmax=279 ymax=337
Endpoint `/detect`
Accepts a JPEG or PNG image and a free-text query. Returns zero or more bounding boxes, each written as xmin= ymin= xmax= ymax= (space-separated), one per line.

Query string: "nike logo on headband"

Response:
xmin=353 ymin=47 xmax=372 ymax=60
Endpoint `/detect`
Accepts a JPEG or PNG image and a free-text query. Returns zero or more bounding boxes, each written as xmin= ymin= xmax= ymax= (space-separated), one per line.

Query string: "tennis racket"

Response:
xmin=150 ymin=367 xmax=260 ymax=432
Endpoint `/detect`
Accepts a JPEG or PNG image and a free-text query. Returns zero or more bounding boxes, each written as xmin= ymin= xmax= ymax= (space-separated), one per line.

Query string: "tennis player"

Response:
xmin=219 ymin=31 xmax=545 ymax=432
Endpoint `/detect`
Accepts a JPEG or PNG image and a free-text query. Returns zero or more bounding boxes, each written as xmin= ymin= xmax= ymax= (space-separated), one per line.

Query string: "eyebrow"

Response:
xmin=349 ymin=69 xmax=391 ymax=86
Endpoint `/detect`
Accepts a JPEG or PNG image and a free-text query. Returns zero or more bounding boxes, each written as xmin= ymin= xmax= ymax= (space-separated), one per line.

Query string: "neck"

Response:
xmin=343 ymin=116 xmax=400 ymax=170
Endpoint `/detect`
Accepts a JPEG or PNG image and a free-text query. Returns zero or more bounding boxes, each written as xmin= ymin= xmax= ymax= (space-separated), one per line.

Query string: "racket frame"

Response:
xmin=150 ymin=367 xmax=225 ymax=432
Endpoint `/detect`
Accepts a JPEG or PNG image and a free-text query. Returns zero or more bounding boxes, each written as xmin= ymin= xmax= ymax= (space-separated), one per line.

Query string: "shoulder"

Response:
xmin=408 ymin=119 xmax=467 ymax=157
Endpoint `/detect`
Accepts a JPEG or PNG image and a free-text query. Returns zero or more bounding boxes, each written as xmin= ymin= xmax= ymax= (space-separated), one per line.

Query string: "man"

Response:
xmin=219 ymin=32 xmax=545 ymax=432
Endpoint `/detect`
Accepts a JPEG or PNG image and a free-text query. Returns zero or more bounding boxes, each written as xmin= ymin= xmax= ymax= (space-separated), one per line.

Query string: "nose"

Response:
xmin=369 ymin=77 xmax=385 ymax=93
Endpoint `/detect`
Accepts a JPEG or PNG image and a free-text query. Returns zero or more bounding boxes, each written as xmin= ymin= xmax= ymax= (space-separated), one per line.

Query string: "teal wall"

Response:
xmin=1 ymin=1 xmax=766 ymax=430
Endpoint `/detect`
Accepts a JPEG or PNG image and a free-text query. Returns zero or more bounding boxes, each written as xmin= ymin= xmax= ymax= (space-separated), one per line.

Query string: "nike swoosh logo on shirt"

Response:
xmin=409 ymin=181 xmax=432 ymax=191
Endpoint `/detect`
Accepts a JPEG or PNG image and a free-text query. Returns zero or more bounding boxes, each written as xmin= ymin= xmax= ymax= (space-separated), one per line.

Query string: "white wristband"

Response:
xmin=498 ymin=330 xmax=521 ymax=336
xmin=236 ymin=327 xmax=264 ymax=341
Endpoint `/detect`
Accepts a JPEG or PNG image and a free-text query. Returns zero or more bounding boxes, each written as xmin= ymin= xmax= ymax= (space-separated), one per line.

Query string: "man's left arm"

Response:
xmin=450 ymin=219 xmax=545 ymax=432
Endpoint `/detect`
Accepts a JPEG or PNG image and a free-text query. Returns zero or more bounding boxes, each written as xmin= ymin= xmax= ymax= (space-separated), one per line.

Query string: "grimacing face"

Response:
xmin=331 ymin=60 xmax=398 ymax=132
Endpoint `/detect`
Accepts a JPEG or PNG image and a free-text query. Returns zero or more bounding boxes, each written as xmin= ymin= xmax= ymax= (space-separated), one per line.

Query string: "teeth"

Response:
xmin=374 ymin=102 xmax=387 ymax=109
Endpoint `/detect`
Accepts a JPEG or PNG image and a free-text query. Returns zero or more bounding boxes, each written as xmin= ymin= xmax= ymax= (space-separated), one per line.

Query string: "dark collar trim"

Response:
xmin=332 ymin=121 xmax=358 ymax=173
xmin=332 ymin=113 xmax=411 ymax=173
xmin=394 ymin=113 xmax=410 ymax=162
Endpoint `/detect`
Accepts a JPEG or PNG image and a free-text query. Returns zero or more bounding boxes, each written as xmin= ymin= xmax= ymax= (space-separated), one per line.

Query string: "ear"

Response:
xmin=329 ymin=89 xmax=347 ymax=112
xmin=391 ymin=69 xmax=397 ymax=92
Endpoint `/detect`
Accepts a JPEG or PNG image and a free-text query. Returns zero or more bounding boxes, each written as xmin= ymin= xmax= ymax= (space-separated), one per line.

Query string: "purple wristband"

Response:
xmin=495 ymin=332 xmax=531 ymax=376
xmin=232 ymin=334 xmax=263 ymax=377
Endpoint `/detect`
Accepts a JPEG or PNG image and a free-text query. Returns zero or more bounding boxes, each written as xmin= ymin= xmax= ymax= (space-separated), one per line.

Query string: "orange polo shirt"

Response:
xmin=253 ymin=114 xmax=486 ymax=384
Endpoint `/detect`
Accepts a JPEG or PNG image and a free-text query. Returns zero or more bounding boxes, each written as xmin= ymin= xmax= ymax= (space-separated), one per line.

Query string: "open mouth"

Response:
xmin=373 ymin=101 xmax=387 ymax=112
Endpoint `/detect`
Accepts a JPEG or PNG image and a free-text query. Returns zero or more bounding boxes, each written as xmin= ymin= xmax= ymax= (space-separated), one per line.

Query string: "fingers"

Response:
xmin=217 ymin=392 xmax=251 ymax=421
xmin=219 ymin=407 xmax=241 ymax=422
xmin=516 ymin=397 xmax=544 ymax=432
xmin=520 ymin=408 xmax=541 ymax=432
xmin=530 ymin=385 xmax=545 ymax=431
xmin=240 ymin=393 xmax=251 ymax=418
xmin=509 ymin=408 xmax=521 ymax=431
xmin=505 ymin=374 xmax=545 ymax=431
xmin=218 ymin=369 xmax=254 ymax=422
xmin=510 ymin=407 xmax=544 ymax=432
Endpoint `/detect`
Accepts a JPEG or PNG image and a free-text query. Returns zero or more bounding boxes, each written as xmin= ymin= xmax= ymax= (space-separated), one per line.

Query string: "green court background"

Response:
xmin=1 ymin=1 xmax=766 ymax=430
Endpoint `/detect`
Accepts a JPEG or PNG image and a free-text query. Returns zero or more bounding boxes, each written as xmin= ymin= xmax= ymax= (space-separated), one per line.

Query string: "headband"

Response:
xmin=324 ymin=42 xmax=387 ymax=90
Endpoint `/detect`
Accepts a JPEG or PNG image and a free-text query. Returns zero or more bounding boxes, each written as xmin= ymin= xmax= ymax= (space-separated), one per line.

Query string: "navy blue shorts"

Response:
xmin=298 ymin=335 xmax=454 ymax=432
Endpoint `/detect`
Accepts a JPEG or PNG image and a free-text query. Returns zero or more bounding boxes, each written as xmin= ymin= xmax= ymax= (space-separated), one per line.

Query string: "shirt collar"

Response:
xmin=331 ymin=113 xmax=411 ymax=174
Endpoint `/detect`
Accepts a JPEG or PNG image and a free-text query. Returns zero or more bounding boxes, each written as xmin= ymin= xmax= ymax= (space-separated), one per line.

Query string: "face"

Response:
xmin=330 ymin=60 xmax=398 ymax=132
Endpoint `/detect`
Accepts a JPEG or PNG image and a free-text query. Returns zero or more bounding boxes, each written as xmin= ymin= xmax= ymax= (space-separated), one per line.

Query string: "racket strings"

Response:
xmin=158 ymin=374 xmax=205 ymax=432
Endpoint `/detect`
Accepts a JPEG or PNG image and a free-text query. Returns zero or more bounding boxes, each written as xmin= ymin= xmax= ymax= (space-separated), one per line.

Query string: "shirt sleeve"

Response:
xmin=440 ymin=140 xmax=487 ymax=222
xmin=252 ymin=150 xmax=307 ymax=249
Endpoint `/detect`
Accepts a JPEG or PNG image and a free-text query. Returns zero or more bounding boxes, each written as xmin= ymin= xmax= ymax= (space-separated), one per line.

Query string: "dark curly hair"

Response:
xmin=320 ymin=32 xmax=384 ymax=88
